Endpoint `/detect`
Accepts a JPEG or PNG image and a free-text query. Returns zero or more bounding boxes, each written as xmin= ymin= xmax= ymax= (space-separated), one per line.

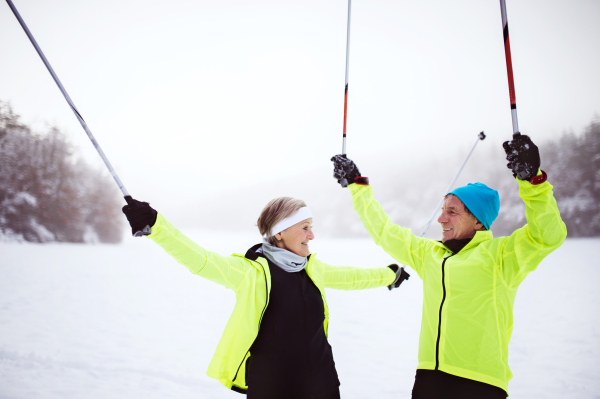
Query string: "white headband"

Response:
xmin=270 ymin=207 xmax=313 ymax=237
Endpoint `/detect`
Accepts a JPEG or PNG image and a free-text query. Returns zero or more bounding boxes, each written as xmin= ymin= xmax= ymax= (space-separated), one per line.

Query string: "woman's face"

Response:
xmin=275 ymin=217 xmax=314 ymax=257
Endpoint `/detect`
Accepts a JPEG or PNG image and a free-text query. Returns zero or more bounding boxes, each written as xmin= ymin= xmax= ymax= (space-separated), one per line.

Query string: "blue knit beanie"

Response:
xmin=448 ymin=183 xmax=500 ymax=230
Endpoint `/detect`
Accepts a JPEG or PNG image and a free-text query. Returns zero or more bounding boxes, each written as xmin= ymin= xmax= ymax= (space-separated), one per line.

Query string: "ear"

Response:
xmin=474 ymin=220 xmax=485 ymax=231
xmin=275 ymin=233 xmax=282 ymax=241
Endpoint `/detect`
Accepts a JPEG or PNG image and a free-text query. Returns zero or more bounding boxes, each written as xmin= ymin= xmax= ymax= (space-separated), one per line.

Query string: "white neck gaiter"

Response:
xmin=258 ymin=239 xmax=308 ymax=273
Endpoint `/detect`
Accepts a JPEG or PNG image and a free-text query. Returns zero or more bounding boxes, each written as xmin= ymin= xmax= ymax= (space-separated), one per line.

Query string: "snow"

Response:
xmin=0 ymin=234 xmax=598 ymax=399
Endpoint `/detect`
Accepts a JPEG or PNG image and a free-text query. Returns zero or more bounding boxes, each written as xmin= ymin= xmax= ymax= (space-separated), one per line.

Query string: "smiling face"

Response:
xmin=437 ymin=195 xmax=484 ymax=242
xmin=274 ymin=217 xmax=314 ymax=257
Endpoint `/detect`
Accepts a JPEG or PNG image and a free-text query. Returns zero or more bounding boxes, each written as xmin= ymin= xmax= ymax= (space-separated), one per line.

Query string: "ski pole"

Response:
xmin=339 ymin=0 xmax=352 ymax=188
xmin=6 ymin=0 xmax=150 ymax=237
xmin=499 ymin=0 xmax=519 ymax=136
xmin=420 ymin=132 xmax=486 ymax=237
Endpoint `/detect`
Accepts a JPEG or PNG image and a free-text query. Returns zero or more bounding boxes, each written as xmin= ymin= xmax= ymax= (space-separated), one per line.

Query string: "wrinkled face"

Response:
xmin=275 ymin=218 xmax=314 ymax=257
xmin=437 ymin=195 xmax=483 ymax=242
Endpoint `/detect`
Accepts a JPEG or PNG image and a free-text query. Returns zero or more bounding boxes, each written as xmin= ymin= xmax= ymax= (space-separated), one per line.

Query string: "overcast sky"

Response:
xmin=1 ymin=0 xmax=599 ymax=209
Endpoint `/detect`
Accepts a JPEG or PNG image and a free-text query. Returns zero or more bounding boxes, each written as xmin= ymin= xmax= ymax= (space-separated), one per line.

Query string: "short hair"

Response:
xmin=443 ymin=194 xmax=487 ymax=230
xmin=257 ymin=197 xmax=307 ymax=245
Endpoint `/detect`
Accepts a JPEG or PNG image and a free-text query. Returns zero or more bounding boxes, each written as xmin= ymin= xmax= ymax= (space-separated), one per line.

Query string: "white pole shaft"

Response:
xmin=342 ymin=0 xmax=351 ymax=155
xmin=6 ymin=0 xmax=130 ymax=198
xmin=420 ymin=134 xmax=484 ymax=237
xmin=344 ymin=0 xmax=351 ymax=88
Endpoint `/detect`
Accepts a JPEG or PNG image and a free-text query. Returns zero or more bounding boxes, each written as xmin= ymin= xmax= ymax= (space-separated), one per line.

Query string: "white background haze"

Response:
xmin=1 ymin=0 xmax=599 ymax=224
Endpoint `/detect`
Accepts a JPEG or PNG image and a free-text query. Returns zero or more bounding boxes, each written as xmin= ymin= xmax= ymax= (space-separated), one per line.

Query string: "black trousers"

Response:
xmin=412 ymin=370 xmax=507 ymax=399
xmin=247 ymin=387 xmax=340 ymax=399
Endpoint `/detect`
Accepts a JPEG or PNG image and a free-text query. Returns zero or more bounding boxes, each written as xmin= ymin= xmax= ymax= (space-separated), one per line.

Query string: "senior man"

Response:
xmin=331 ymin=134 xmax=566 ymax=398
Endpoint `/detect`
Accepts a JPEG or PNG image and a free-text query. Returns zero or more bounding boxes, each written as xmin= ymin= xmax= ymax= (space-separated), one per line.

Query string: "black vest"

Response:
xmin=244 ymin=244 xmax=340 ymax=398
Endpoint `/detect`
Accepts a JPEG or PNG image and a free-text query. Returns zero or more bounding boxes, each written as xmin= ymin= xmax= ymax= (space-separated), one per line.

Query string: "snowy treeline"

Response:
xmin=538 ymin=120 xmax=600 ymax=235
xmin=0 ymin=102 xmax=123 ymax=243
xmin=492 ymin=118 xmax=600 ymax=236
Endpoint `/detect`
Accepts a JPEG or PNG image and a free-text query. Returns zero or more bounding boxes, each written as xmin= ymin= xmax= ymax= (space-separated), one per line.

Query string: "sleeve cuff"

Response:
xmin=146 ymin=212 xmax=166 ymax=239
xmin=353 ymin=176 xmax=370 ymax=185
xmin=529 ymin=170 xmax=547 ymax=185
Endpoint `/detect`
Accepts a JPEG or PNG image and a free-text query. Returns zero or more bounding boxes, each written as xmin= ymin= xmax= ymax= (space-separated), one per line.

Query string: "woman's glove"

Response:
xmin=330 ymin=154 xmax=368 ymax=187
xmin=387 ymin=264 xmax=410 ymax=291
xmin=122 ymin=196 xmax=157 ymax=237
xmin=502 ymin=133 xmax=540 ymax=181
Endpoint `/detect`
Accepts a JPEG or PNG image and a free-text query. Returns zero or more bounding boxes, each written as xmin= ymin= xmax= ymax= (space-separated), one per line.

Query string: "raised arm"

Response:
xmin=331 ymin=155 xmax=434 ymax=277
xmin=497 ymin=174 xmax=567 ymax=288
xmin=349 ymin=183 xmax=433 ymax=278
xmin=122 ymin=199 xmax=251 ymax=292
xmin=498 ymin=134 xmax=567 ymax=288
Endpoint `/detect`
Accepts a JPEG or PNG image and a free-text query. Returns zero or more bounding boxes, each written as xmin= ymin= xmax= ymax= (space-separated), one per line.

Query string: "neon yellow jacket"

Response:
xmin=349 ymin=177 xmax=566 ymax=393
xmin=147 ymin=213 xmax=396 ymax=392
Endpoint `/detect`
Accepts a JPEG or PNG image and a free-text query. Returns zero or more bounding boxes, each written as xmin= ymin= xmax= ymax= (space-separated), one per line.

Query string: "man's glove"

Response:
xmin=122 ymin=196 xmax=157 ymax=237
xmin=331 ymin=154 xmax=362 ymax=187
xmin=502 ymin=133 xmax=540 ymax=181
xmin=387 ymin=264 xmax=410 ymax=291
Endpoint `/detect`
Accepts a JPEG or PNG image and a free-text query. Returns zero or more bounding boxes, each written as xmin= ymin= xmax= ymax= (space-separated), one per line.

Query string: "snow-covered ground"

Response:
xmin=1 ymin=233 xmax=598 ymax=399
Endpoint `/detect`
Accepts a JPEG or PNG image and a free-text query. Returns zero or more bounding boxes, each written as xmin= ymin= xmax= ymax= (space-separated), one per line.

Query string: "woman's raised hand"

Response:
xmin=122 ymin=196 xmax=158 ymax=237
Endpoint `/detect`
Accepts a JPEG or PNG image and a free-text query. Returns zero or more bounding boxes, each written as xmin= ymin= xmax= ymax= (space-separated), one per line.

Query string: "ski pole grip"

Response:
xmin=340 ymin=177 xmax=349 ymax=188
xmin=124 ymin=195 xmax=153 ymax=237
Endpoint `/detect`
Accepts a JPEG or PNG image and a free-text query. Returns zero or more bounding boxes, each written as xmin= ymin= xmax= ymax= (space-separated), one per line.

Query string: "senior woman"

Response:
xmin=122 ymin=196 xmax=409 ymax=399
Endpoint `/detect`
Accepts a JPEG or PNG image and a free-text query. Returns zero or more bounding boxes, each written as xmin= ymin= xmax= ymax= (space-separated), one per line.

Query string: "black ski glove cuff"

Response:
xmin=387 ymin=264 xmax=410 ymax=291
xmin=122 ymin=196 xmax=157 ymax=237
xmin=502 ymin=133 xmax=541 ymax=181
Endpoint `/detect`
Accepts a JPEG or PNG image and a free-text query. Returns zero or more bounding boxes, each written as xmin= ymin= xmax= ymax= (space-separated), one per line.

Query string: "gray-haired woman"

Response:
xmin=122 ymin=196 xmax=409 ymax=399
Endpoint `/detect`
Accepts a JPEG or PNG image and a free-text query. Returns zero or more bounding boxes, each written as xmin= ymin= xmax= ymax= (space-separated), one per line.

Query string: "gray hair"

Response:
xmin=257 ymin=197 xmax=307 ymax=245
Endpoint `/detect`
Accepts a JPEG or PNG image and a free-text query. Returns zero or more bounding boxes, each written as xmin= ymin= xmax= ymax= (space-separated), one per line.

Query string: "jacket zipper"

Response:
xmin=435 ymin=255 xmax=453 ymax=370
xmin=231 ymin=260 xmax=269 ymax=385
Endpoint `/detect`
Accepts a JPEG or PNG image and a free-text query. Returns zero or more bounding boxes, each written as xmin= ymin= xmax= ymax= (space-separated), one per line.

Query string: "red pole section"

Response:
xmin=499 ymin=0 xmax=520 ymax=135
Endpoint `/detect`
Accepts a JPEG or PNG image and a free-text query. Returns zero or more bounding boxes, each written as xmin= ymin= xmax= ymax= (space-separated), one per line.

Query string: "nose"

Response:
xmin=438 ymin=211 xmax=448 ymax=224
xmin=307 ymin=229 xmax=315 ymax=240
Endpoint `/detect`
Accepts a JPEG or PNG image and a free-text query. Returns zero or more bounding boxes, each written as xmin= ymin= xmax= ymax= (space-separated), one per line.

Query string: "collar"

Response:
xmin=441 ymin=230 xmax=494 ymax=254
xmin=245 ymin=243 xmax=263 ymax=261
xmin=441 ymin=237 xmax=473 ymax=254
xmin=244 ymin=242 xmax=312 ymax=267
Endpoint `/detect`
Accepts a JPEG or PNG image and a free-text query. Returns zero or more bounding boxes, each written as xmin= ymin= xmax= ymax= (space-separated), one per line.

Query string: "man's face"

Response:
xmin=437 ymin=195 xmax=483 ymax=242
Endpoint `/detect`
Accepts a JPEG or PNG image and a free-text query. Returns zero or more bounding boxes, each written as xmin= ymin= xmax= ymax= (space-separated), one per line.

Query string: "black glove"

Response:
xmin=502 ymin=133 xmax=540 ymax=181
xmin=122 ymin=196 xmax=157 ymax=237
xmin=387 ymin=264 xmax=410 ymax=291
xmin=331 ymin=154 xmax=361 ymax=187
